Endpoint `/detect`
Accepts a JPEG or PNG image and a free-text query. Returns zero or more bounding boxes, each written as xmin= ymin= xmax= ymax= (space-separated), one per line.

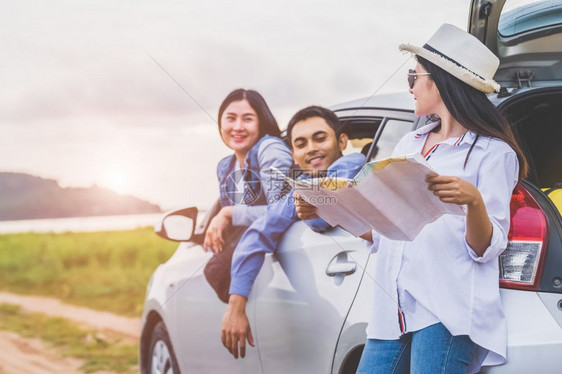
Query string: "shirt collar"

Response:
xmin=413 ymin=120 xmax=489 ymax=149
xmin=294 ymin=153 xmax=366 ymax=180
xmin=413 ymin=120 xmax=441 ymax=138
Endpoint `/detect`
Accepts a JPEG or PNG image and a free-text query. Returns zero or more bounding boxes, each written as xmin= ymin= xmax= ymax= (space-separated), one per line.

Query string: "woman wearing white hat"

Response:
xmin=355 ymin=24 xmax=528 ymax=373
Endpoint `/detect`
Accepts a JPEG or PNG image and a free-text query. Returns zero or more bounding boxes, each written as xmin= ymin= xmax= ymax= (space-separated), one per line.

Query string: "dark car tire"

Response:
xmin=148 ymin=321 xmax=181 ymax=374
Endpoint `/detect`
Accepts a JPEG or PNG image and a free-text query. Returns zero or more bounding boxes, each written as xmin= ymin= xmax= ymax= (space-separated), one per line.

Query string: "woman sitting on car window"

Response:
xmin=296 ymin=24 xmax=528 ymax=373
xmin=203 ymin=88 xmax=293 ymax=303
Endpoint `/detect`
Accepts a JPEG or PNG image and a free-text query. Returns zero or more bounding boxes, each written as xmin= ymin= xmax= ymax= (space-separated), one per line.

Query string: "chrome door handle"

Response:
xmin=326 ymin=252 xmax=357 ymax=276
xmin=326 ymin=262 xmax=357 ymax=276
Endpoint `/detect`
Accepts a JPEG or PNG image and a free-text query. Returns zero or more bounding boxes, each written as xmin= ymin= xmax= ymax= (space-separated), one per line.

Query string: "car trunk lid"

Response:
xmin=469 ymin=0 xmax=562 ymax=88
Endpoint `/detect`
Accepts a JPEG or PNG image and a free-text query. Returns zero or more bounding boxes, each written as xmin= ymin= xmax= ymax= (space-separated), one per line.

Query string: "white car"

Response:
xmin=140 ymin=1 xmax=562 ymax=372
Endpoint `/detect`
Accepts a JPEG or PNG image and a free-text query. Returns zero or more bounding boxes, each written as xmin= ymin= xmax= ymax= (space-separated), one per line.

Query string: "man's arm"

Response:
xmin=293 ymin=192 xmax=333 ymax=232
xmin=221 ymin=294 xmax=254 ymax=359
xmin=222 ymin=198 xmax=297 ymax=358
xmin=295 ymin=153 xmax=367 ymax=233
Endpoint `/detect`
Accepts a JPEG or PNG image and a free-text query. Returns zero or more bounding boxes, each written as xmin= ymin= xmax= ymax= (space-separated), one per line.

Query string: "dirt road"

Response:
xmin=0 ymin=292 xmax=142 ymax=374
xmin=0 ymin=330 xmax=84 ymax=374
xmin=0 ymin=292 xmax=140 ymax=339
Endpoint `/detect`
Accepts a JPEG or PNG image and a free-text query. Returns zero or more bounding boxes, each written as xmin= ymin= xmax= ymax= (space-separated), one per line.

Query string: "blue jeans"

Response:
xmin=356 ymin=323 xmax=482 ymax=374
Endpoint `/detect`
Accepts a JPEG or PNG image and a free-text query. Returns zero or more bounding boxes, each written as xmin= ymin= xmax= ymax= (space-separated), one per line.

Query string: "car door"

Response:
xmin=252 ymin=223 xmax=369 ymax=373
xmin=169 ymin=246 xmax=263 ymax=372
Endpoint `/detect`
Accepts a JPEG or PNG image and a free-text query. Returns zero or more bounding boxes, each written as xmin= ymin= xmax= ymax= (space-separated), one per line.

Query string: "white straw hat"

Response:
xmin=399 ymin=23 xmax=501 ymax=93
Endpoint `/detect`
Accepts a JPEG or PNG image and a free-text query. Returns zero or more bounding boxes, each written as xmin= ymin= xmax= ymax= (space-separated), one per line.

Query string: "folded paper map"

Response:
xmin=272 ymin=153 xmax=465 ymax=241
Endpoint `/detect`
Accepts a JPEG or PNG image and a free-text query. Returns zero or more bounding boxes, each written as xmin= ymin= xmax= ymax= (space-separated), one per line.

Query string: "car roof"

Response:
xmin=330 ymin=91 xmax=415 ymax=113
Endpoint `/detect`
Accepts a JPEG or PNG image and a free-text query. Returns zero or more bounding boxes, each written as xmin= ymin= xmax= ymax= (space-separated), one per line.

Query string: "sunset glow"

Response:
xmin=101 ymin=168 xmax=130 ymax=195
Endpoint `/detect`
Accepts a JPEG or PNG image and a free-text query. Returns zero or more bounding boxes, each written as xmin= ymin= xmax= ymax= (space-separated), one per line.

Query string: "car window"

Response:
xmin=371 ymin=119 xmax=414 ymax=161
xmin=499 ymin=0 xmax=562 ymax=36
xmin=343 ymin=138 xmax=373 ymax=156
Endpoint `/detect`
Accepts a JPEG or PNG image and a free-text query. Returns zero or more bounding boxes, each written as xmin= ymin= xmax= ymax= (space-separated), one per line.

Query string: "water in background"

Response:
xmin=0 ymin=213 xmax=164 ymax=234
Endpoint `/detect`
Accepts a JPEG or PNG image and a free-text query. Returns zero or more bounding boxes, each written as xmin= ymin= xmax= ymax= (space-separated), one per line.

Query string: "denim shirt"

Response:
xmin=229 ymin=152 xmax=366 ymax=298
xmin=216 ymin=135 xmax=293 ymax=227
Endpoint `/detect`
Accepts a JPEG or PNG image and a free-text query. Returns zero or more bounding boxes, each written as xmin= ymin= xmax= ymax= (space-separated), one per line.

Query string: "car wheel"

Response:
xmin=148 ymin=321 xmax=180 ymax=374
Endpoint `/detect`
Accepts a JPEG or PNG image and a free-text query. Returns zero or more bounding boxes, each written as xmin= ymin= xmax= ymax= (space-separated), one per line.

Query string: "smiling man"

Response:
xmin=221 ymin=105 xmax=365 ymax=359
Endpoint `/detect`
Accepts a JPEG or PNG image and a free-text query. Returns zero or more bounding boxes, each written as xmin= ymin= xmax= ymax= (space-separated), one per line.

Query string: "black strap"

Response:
xmin=544 ymin=182 xmax=562 ymax=196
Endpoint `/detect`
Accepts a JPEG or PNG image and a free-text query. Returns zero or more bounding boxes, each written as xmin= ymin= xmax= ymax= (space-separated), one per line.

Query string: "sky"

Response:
xmin=1 ymin=0 xmax=477 ymax=210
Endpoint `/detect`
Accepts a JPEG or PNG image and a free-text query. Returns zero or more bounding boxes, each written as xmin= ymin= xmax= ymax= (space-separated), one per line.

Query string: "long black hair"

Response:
xmin=417 ymin=56 xmax=528 ymax=180
xmin=217 ymin=89 xmax=281 ymax=138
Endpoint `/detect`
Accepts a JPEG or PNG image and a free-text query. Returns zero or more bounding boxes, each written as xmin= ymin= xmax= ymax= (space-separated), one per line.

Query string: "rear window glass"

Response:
xmin=499 ymin=0 xmax=562 ymax=37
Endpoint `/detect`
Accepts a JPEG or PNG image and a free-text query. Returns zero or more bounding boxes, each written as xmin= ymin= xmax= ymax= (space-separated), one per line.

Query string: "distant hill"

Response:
xmin=0 ymin=172 xmax=161 ymax=221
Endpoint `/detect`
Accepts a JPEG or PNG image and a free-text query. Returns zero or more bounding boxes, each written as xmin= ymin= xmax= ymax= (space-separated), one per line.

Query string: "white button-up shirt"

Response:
xmin=367 ymin=121 xmax=519 ymax=367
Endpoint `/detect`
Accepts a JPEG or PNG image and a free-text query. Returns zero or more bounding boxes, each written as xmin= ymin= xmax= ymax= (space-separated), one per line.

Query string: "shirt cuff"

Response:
xmin=229 ymin=276 xmax=252 ymax=299
xmin=464 ymin=220 xmax=508 ymax=263
xmin=367 ymin=230 xmax=380 ymax=253
xmin=232 ymin=205 xmax=266 ymax=227
xmin=231 ymin=205 xmax=248 ymax=226
xmin=304 ymin=217 xmax=333 ymax=233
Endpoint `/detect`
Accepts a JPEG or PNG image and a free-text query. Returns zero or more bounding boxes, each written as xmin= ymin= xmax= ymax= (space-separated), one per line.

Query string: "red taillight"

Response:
xmin=500 ymin=184 xmax=548 ymax=290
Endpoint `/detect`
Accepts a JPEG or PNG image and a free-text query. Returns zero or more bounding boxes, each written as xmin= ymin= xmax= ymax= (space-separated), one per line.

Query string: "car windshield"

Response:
xmin=499 ymin=0 xmax=562 ymax=36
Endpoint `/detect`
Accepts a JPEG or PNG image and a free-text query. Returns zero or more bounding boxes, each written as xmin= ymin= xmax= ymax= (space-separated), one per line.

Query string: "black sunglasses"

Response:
xmin=407 ymin=69 xmax=431 ymax=89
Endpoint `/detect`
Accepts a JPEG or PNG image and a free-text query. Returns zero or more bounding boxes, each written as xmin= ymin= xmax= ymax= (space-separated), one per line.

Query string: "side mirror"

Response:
xmin=155 ymin=207 xmax=198 ymax=242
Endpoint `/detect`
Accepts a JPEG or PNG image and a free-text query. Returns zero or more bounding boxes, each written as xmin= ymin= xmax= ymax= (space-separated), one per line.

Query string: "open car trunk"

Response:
xmin=469 ymin=0 xmax=562 ymax=88
xmin=500 ymin=88 xmax=562 ymax=212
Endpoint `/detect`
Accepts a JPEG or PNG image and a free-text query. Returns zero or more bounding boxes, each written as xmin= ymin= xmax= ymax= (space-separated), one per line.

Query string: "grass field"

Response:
xmin=0 ymin=227 xmax=178 ymax=316
xmin=0 ymin=303 xmax=138 ymax=373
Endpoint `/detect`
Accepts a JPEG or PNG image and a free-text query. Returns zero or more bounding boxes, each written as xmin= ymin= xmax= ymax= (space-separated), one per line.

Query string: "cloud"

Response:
xmin=0 ymin=0 xmax=471 ymax=207
xmin=1 ymin=0 xmax=469 ymax=124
